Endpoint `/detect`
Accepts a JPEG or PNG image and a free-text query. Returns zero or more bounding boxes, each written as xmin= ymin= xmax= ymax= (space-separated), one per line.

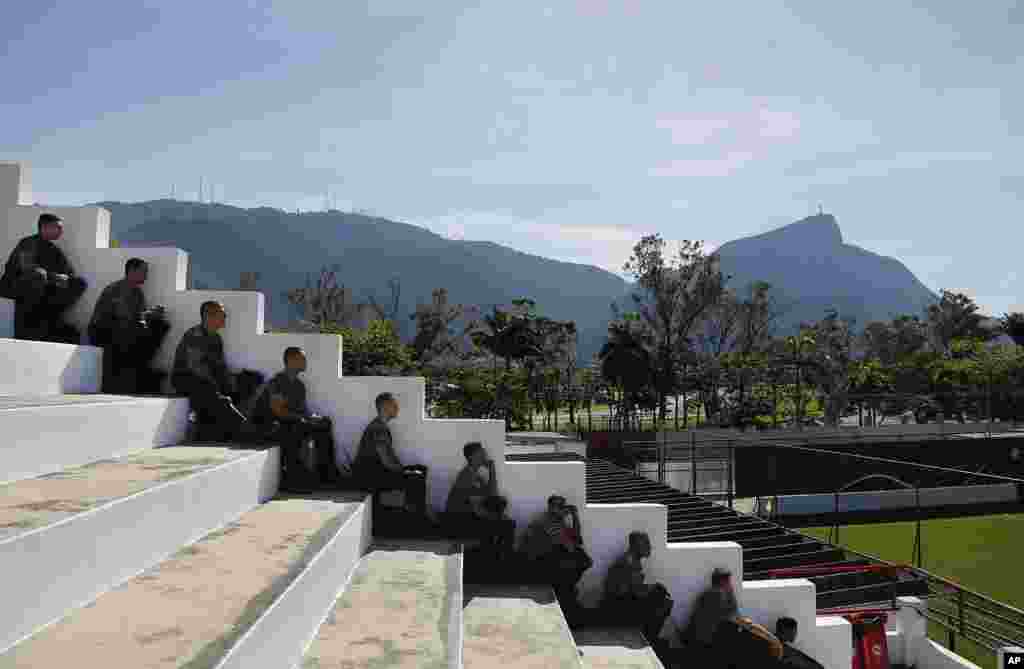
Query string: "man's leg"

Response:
xmin=48 ymin=277 xmax=87 ymax=313
xmin=275 ymin=422 xmax=318 ymax=492
xmin=38 ymin=277 xmax=87 ymax=343
xmin=642 ymin=586 xmax=674 ymax=642
xmin=173 ymin=374 xmax=247 ymax=439
xmin=106 ymin=321 xmax=144 ymax=394
xmin=132 ymin=320 xmax=170 ymax=395
xmin=306 ymin=419 xmax=343 ymax=483
xmin=12 ymin=275 xmax=48 ymax=339
xmin=401 ymin=467 xmax=428 ymax=514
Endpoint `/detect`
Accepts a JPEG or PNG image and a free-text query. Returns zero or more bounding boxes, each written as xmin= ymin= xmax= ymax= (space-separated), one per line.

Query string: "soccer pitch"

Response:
xmin=802 ymin=514 xmax=1024 ymax=610
xmin=802 ymin=514 xmax=1024 ymax=669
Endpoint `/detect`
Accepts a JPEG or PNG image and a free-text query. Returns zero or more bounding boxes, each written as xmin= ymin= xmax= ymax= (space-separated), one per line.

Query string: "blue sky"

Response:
xmin=3 ymin=1 xmax=1022 ymax=316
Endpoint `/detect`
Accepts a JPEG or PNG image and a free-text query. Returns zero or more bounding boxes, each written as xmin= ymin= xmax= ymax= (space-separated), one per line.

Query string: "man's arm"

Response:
xmin=269 ymin=390 xmax=304 ymax=422
xmin=52 ymin=245 xmax=74 ymax=277
xmin=12 ymin=240 xmax=44 ymax=278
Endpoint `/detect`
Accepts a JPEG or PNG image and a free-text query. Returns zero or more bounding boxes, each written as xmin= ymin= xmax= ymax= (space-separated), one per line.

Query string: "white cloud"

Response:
xmin=650 ymin=151 xmax=757 ymax=178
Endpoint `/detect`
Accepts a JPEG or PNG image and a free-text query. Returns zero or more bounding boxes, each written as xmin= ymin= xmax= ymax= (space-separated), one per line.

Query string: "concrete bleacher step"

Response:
xmin=300 ymin=540 xmax=462 ymax=669
xmin=0 ymin=337 xmax=102 ymax=395
xmin=0 ymin=496 xmax=369 ymax=668
xmin=462 ymin=584 xmax=584 ymax=669
xmin=0 ymin=394 xmax=190 ymax=484
xmin=0 ymin=444 xmax=280 ymax=651
xmin=573 ymin=628 xmax=665 ymax=669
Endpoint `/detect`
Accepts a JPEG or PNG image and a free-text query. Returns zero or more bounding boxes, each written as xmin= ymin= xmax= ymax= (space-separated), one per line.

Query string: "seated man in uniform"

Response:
xmin=171 ymin=300 xmax=265 ymax=443
xmin=680 ymin=567 xmax=740 ymax=664
xmin=444 ymin=441 xmax=515 ymax=557
xmin=88 ymin=258 xmax=169 ymax=394
xmin=247 ymin=346 xmax=340 ymax=493
xmin=0 ymin=213 xmax=87 ymax=343
xmin=775 ymin=618 xmax=825 ymax=669
xmin=681 ymin=566 xmax=784 ymax=668
xmin=522 ymin=494 xmax=593 ymax=626
xmin=602 ymin=531 xmax=674 ymax=644
xmin=352 ymin=393 xmax=431 ymax=518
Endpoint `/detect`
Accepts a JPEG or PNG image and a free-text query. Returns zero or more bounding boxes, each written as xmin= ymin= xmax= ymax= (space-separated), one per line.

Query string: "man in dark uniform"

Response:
xmin=171 ymin=300 xmax=263 ymax=442
xmin=444 ymin=441 xmax=515 ymax=554
xmin=248 ymin=346 xmax=341 ymax=493
xmin=0 ymin=213 xmax=87 ymax=342
xmin=352 ymin=392 xmax=430 ymax=516
xmin=680 ymin=567 xmax=742 ymax=667
xmin=602 ymin=531 xmax=674 ymax=644
xmin=522 ymin=494 xmax=593 ymax=626
xmin=775 ymin=618 xmax=825 ymax=669
xmin=88 ymin=258 xmax=170 ymax=394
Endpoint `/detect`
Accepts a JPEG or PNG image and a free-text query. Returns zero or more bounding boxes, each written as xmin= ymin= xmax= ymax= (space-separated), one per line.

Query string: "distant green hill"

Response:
xmin=102 ymin=200 xmax=629 ymax=363
xmin=102 ymin=202 xmax=940 ymax=363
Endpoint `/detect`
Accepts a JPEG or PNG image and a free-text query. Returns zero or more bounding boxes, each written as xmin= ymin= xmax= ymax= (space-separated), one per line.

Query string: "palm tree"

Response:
xmin=467 ymin=299 xmax=545 ymax=430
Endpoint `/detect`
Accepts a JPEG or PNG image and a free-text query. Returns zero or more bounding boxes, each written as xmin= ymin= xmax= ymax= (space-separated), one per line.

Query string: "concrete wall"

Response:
xmin=578 ymin=503 xmax=745 ymax=638
xmin=0 ymin=162 xmax=505 ymax=515
xmin=0 ymin=338 xmax=101 ymax=394
xmin=804 ymin=616 xmax=853 ymax=669
xmin=503 ymin=460 xmax=585 ymax=542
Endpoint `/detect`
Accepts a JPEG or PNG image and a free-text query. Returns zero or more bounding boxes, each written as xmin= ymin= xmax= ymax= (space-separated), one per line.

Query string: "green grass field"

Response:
xmin=802 ymin=514 xmax=1024 ymax=609
xmin=802 ymin=514 xmax=1024 ymax=668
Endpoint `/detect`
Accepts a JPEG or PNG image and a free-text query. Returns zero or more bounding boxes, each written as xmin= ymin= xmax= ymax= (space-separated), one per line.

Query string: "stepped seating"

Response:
xmin=1 ymin=161 xmax=915 ymax=668
xmin=585 ymin=459 xmax=930 ymax=609
xmin=2 ymin=496 xmax=367 ymax=668
xmin=463 ymin=584 xmax=584 ymax=669
xmin=573 ymin=628 xmax=665 ymax=669
xmin=303 ymin=540 xmax=462 ymax=669
xmin=0 ymin=393 xmax=189 ymax=484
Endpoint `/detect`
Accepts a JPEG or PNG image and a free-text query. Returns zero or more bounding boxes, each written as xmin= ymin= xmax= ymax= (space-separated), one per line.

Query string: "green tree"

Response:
xmin=599 ymin=313 xmax=657 ymax=429
xmin=1002 ymin=312 xmax=1024 ymax=347
xmin=861 ymin=315 xmax=929 ymax=365
xmin=326 ymin=319 xmax=415 ymax=376
xmin=468 ymin=299 xmax=546 ymax=430
xmin=926 ymin=290 xmax=994 ymax=354
xmin=622 ymin=236 xmax=726 ymax=422
xmin=410 ymin=288 xmax=479 ymax=367
xmin=286 ymin=265 xmax=362 ymax=328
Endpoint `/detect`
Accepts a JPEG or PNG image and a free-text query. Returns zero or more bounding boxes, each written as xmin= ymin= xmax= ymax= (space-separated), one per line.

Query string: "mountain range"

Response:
xmin=100 ymin=201 xmax=939 ymax=363
xmin=715 ymin=213 xmax=938 ymax=333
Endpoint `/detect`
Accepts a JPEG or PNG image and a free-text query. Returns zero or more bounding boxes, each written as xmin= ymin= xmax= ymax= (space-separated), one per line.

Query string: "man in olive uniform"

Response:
xmin=88 ymin=258 xmax=169 ymax=394
xmin=248 ymin=346 xmax=341 ymax=492
xmin=0 ymin=213 xmax=87 ymax=342
xmin=352 ymin=392 xmax=430 ymax=516
xmin=171 ymin=300 xmax=263 ymax=442
xmin=603 ymin=531 xmax=674 ymax=644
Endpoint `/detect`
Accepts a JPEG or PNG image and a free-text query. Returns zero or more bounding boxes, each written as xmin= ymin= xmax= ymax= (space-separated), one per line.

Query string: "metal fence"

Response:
xmin=617 ymin=435 xmax=1024 ymax=664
